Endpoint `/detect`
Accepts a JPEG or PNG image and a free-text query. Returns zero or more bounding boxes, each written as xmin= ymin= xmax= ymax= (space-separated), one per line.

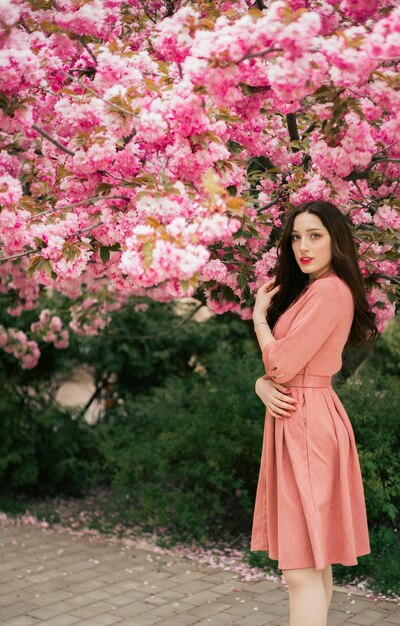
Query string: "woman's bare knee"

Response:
xmin=283 ymin=567 xmax=323 ymax=589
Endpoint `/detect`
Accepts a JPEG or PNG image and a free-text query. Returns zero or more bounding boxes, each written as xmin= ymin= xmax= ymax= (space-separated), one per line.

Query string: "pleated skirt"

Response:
xmin=250 ymin=381 xmax=371 ymax=571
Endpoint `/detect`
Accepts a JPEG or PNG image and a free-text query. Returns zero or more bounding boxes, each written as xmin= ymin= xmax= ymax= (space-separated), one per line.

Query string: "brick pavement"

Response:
xmin=0 ymin=524 xmax=399 ymax=626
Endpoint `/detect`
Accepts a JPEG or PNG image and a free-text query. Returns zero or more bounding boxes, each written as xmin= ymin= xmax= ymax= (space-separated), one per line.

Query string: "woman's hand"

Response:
xmin=253 ymin=279 xmax=280 ymax=323
xmin=255 ymin=376 xmax=298 ymax=420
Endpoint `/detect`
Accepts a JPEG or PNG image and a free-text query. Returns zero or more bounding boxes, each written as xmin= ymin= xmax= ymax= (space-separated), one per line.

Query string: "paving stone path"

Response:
xmin=0 ymin=524 xmax=399 ymax=626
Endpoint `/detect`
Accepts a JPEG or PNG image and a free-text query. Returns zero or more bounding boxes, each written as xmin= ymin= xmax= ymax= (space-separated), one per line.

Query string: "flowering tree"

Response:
xmin=0 ymin=0 xmax=399 ymax=367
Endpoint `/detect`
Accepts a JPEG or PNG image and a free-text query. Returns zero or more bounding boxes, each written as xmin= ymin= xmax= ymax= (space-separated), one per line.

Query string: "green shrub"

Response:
xmin=101 ymin=339 xmax=400 ymax=541
xmin=336 ymin=374 xmax=400 ymax=528
xmin=101 ymin=336 xmax=263 ymax=539
xmin=0 ymin=393 xmax=103 ymax=495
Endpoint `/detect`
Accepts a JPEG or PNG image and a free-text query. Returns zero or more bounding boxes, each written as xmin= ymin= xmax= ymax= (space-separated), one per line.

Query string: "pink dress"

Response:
xmin=251 ymin=270 xmax=371 ymax=571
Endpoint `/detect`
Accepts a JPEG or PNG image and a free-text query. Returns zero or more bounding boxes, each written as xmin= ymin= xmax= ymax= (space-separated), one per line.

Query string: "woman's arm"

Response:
xmin=262 ymin=279 xmax=348 ymax=383
xmin=252 ymin=279 xmax=297 ymax=420
xmin=252 ymin=279 xmax=279 ymax=352
xmin=255 ymin=376 xmax=298 ymax=420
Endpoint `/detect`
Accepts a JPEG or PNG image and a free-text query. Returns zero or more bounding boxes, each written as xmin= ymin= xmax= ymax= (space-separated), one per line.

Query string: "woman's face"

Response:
xmin=291 ymin=212 xmax=333 ymax=280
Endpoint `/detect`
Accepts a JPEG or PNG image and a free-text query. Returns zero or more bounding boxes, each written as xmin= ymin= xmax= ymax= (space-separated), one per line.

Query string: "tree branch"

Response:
xmin=163 ymin=0 xmax=175 ymax=18
xmin=102 ymin=303 xmax=204 ymax=340
xmin=370 ymin=158 xmax=400 ymax=165
xmin=0 ymin=221 xmax=102 ymax=264
xmin=302 ymin=121 xmax=316 ymax=136
xmin=0 ymin=247 xmax=40 ymax=263
xmin=78 ymin=37 xmax=97 ymax=65
xmin=237 ymin=47 xmax=282 ymax=63
xmin=75 ymin=373 xmax=109 ymax=421
xmin=345 ymin=156 xmax=400 ymax=181
xmin=257 ymin=197 xmax=281 ymax=214
xmin=65 ymin=72 xmax=138 ymax=117
xmin=139 ymin=0 xmax=156 ymax=23
xmin=27 ymin=195 xmax=131 ymax=221
xmin=32 ymin=124 xmax=75 ymax=156
xmin=286 ymin=113 xmax=300 ymax=148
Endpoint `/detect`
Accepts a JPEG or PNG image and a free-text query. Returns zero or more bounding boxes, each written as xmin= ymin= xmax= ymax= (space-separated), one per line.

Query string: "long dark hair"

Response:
xmin=267 ymin=201 xmax=378 ymax=349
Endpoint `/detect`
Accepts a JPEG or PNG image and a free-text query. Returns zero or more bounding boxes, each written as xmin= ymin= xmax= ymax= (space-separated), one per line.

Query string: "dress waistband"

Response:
xmin=285 ymin=373 xmax=332 ymax=388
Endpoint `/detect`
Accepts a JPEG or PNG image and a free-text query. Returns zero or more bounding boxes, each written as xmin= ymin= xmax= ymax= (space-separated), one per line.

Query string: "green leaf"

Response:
xmin=222 ymin=286 xmax=235 ymax=301
xmin=100 ymin=247 xmax=110 ymax=264
xmin=237 ymin=245 xmax=251 ymax=259
xmin=237 ymin=274 xmax=247 ymax=289
xmin=34 ymin=237 xmax=47 ymax=250
xmin=27 ymin=256 xmax=43 ymax=277
xmin=386 ymin=291 xmax=398 ymax=304
xmin=95 ymin=182 xmax=113 ymax=195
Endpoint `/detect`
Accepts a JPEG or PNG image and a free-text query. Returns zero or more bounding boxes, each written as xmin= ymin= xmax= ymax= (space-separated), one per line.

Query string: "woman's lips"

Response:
xmin=300 ymin=258 xmax=313 ymax=264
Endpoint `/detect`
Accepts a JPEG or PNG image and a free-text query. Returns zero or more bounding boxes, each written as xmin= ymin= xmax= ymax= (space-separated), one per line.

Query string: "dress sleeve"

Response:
xmin=262 ymin=279 xmax=346 ymax=384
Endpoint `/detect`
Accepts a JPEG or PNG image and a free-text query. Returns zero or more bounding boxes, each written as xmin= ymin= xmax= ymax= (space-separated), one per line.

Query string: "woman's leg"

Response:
xmin=282 ymin=567 xmax=328 ymax=626
xmin=322 ymin=564 xmax=333 ymax=609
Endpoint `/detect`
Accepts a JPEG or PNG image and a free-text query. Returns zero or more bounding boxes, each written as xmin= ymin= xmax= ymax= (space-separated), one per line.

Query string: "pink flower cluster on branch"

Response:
xmin=0 ymin=0 xmax=399 ymax=366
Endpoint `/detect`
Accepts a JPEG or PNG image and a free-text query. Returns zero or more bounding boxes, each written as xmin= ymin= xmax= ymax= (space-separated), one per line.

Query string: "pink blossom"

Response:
xmin=54 ymin=330 xmax=69 ymax=349
xmin=0 ymin=0 xmax=398 ymax=364
xmin=0 ymin=0 xmax=21 ymax=31
xmin=339 ymin=0 xmax=380 ymax=23
xmin=290 ymin=175 xmax=332 ymax=205
xmin=373 ymin=204 xmax=400 ymax=230
xmin=200 ymin=259 xmax=228 ymax=283
xmin=267 ymin=53 xmax=329 ymax=102
xmin=371 ymin=259 xmax=398 ymax=277
xmin=0 ymin=30 xmax=44 ymax=96
xmin=31 ymin=311 xmax=69 ymax=349
xmin=366 ymin=286 xmax=396 ymax=333
xmin=0 ymin=324 xmax=40 ymax=368
xmin=54 ymin=0 xmax=114 ymax=38
xmin=134 ymin=302 xmax=149 ymax=312
xmin=205 ymin=293 xmax=238 ymax=315
xmin=0 ymin=150 xmax=21 ymax=177
xmin=151 ymin=240 xmax=210 ymax=281
xmin=136 ymin=110 xmax=168 ymax=144
xmin=153 ymin=6 xmax=199 ymax=63
xmin=51 ymin=316 xmax=63 ymax=332
xmin=94 ymin=48 xmax=143 ymax=89
xmin=254 ymin=248 xmax=278 ymax=284
xmin=0 ymin=174 xmax=23 ymax=206
xmin=349 ymin=208 xmax=373 ymax=226
xmin=197 ymin=215 xmax=241 ymax=245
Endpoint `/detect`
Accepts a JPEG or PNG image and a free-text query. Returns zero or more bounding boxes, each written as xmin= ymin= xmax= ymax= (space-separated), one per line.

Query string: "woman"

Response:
xmin=251 ymin=200 xmax=378 ymax=626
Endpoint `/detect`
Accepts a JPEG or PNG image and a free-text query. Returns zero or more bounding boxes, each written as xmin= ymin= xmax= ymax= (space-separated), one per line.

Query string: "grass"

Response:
xmin=0 ymin=494 xmax=28 ymax=516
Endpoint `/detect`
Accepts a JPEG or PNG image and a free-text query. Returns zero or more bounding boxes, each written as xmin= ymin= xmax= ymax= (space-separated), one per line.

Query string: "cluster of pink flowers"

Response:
xmin=373 ymin=204 xmax=400 ymax=230
xmin=0 ymin=0 xmax=398 ymax=366
xmin=200 ymin=259 xmax=229 ymax=284
xmin=366 ymin=286 xmax=396 ymax=334
xmin=0 ymin=325 xmax=40 ymax=369
xmin=0 ymin=175 xmax=23 ymax=206
xmin=30 ymin=309 xmax=69 ymax=349
xmin=0 ymin=261 xmax=40 ymax=316
xmin=253 ymin=249 xmax=279 ymax=288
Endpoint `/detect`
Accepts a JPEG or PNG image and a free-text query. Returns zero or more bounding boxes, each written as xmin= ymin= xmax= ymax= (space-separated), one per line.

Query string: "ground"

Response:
xmin=0 ymin=523 xmax=399 ymax=626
